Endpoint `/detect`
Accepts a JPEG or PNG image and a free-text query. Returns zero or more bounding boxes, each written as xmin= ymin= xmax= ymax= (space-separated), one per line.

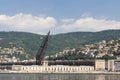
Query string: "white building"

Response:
xmin=12 ymin=65 xmax=94 ymax=73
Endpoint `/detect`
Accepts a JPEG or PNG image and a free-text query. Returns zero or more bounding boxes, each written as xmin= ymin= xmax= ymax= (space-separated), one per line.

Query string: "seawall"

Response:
xmin=0 ymin=70 xmax=120 ymax=74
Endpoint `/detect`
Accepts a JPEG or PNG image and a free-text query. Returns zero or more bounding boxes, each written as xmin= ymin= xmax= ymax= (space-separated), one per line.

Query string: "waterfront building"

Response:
xmin=108 ymin=60 xmax=115 ymax=71
xmin=114 ymin=60 xmax=120 ymax=72
xmin=12 ymin=65 xmax=94 ymax=73
xmin=95 ymin=60 xmax=105 ymax=70
xmin=11 ymin=59 xmax=120 ymax=73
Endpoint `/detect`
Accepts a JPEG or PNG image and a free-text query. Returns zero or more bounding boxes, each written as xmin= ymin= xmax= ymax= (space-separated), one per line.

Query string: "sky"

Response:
xmin=0 ymin=0 xmax=120 ymax=34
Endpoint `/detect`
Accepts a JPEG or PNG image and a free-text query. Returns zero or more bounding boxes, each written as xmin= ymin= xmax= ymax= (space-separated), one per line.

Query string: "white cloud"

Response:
xmin=0 ymin=13 xmax=120 ymax=34
xmin=60 ymin=17 xmax=120 ymax=32
xmin=61 ymin=18 xmax=74 ymax=23
xmin=0 ymin=13 xmax=56 ymax=33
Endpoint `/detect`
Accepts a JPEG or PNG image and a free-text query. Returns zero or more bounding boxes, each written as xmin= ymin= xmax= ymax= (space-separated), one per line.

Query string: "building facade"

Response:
xmin=12 ymin=65 xmax=94 ymax=73
xmin=108 ymin=60 xmax=115 ymax=71
xmin=95 ymin=60 xmax=105 ymax=70
xmin=12 ymin=59 xmax=120 ymax=73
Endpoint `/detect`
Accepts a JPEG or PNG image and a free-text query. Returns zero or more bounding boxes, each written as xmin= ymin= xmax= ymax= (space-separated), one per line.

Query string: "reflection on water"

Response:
xmin=0 ymin=74 xmax=120 ymax=80
xmin=95 ymin=75 xmax=105 ymax=80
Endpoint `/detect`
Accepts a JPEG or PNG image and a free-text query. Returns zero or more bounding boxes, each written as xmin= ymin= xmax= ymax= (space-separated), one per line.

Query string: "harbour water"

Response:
xmin=0 ymin=74 xmax=120 ymax=80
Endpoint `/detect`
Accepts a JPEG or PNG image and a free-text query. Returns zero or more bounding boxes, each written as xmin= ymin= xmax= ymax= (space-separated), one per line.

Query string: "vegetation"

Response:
xmin=1 ymin=30 xmax=120 ymax=59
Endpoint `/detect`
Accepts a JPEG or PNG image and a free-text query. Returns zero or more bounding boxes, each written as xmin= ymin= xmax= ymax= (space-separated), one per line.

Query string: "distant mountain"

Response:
xmin=1 ymin=30 xmax=120 ymax=59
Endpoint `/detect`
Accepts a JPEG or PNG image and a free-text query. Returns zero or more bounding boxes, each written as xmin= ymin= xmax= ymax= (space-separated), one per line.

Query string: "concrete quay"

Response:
xmin=0 ymin=70 xmax=120 ymax=74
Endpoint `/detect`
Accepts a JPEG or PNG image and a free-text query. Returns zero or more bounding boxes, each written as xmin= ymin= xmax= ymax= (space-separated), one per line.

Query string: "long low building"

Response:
xmin=12 ymin=65 xmax=94 ymax=73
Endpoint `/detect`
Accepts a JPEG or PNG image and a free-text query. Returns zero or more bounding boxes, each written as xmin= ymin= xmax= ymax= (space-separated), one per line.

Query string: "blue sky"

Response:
xmin=0 ymin=0 xmax=120 ymax=34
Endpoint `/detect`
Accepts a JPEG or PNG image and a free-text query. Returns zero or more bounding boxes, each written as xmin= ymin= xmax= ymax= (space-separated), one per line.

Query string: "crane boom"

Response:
xmin=36 ymin=31 xmax=50 ymax=65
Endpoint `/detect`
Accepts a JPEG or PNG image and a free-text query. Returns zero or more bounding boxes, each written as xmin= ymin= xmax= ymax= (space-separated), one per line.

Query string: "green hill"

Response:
xmin=0 ymin=30 xmax=120 ymax=59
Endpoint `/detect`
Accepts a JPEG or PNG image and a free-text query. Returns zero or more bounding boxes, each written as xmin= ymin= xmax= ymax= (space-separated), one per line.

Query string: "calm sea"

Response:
xmin=0 ymin=74 xmax=119 ymax=80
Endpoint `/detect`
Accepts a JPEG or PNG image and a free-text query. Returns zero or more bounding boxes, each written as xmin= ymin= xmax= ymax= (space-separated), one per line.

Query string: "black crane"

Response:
xmin=36 ymin=31 xmax=50 ymax=65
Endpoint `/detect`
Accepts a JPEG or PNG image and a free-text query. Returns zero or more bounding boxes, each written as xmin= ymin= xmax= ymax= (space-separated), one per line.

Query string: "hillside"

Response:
xmin=1 ymin=30 xmax=120 ymax=59
xmin=48 ymin=38 xmax=120 ymax=60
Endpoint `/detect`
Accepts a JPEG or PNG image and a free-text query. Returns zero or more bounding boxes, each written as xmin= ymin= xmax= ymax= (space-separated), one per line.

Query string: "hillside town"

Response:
xmin=1 ymin=38 xmax=120 ymax=62
xmin=47 ymin=38 xmax=120 ymax=60
xmin=0 ymin=46 xmax=30 ymax=62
